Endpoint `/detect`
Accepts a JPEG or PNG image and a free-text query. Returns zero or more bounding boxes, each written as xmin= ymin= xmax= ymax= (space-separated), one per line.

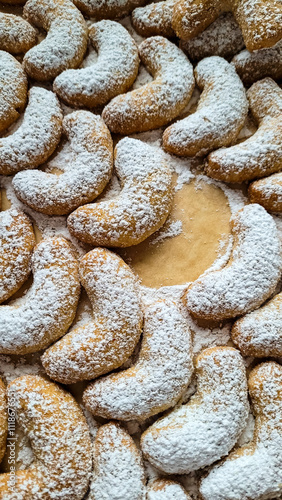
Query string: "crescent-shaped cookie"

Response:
xmin=54 ymin=21 xmax=139 ymax=108
xmin=0 ymin=378 xmax=7 ymax=465
xmin=0 ymin=375 xmax=92 ymax=499
xmin=249 ymin=172 xmax=282 ymax=212
xmin=132 ymin=0 xmax=176 ymax=38
xmin=184 ymin=204 xmax=281 ymax=321
xmin=42 ymin=248 xmax=142 ymax=384
xmin=67 ymin=138 xmax=173 ymax=247
xmin=0 ymin=87 xmax=62 ymax=176
xmin=232 ymin=40 xmax=282 ymax=86
xmin=0 ymin=237 xmax=80 ymax=355
xmin=180 ymin=13 xmax=244 ymax=62
xmin=83 ymin=299 xmax=193 ymax=421
xmin=102 ymin=36 xmax=194 ymax=134
xmin=141 ymin=346 xmax=249 ymax=474
xmin=13 ymin=111 xmax=113 ymax=215
xmin=163 ymin=56 xmax=248 ymax=157
xmin=0 ymin=13 xmax=37 ymax=54
xmin=232 ymin=291 xmax=282 ymax=357
xmin=23 ymin=0 xmax=88 ymax=81
xmin=73 ymin=0 xmax=147 ymax=20
xmin=200 ymin=361 xmax=282 ymax=500
xmin=206 ymin=78 xmax=282 ymax=183
xmin=88 ymin=422 xmax=145 ymax=500
xmin=0 ymin=207 xmax=35 ymax=304
xmin=0 ymin=51 xmax=27 ymax=134
xmin=147 ymin=479 xmax=192 ymax=499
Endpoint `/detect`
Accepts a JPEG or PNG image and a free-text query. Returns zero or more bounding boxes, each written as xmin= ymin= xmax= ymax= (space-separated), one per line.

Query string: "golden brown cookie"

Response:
xmin=0 ymin=237 xmax=80 ymax=355
xmin=0 ymin=375 xmax=92 ymax=499
xmin=0 ymin=87 xmax=62 ymax=176
xmin=23 ymin=0 xmax=88 ymax=81
xmin=141 ymin=346 xmax=249 ymax=474
xmin=83 ymin=298 xmax=193 ymax=421
xmin=0 ymin=13 xmax=37 ymax=54
xmin=163 ymin=56 xmax=248 ymax=157
xmin=0 ymin=378 xmax=7 ymax=465
xmin=172 ymin=0 xmax=282 ymax=51
xmin=200 ymin=361 xmax=282 ymax=500
xmin=102 ymin=36 xmax=195 ymax=134
xmin=73 ymin=0 xmax=147 ymax=19
xmin=13 ymin=111 xmax=113 ymax=215
xmin=67 ymin=138 xmax=173 ymax=247
xmin=0 ymin=207 xmax=35 ymax=304
xmin=249 ymin=172 xmax=282 ymax=212
xmin=180 ymin=13 xmax=244 ymax=62
xmin=232 ymin=40 xmax=282 ymax=86
xmin=88 ymin=422 xmax=146 ymax=500
xmin=184 ymin=204 xmax=281 ymax=321
xmin=232 ymin=291 xmax=282 ymax=357
xmin=206 ymin=78 xmax=282 ymax=183
xmin=132 ymin=0 xmax=176 ymax=38
xmin=0 ymin=50 xmax=27 ymax=134
xmin=42 ymin=247 xmax=143 ymax=384
xmin=54 ymin=20 xmax=139 ymax=108
xmin=147 ymin=479 xmax=192 ymax=499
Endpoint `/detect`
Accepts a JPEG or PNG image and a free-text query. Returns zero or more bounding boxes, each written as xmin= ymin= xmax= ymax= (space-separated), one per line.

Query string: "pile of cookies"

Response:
xmin=0 ymin=0 xmax=281 ymax=497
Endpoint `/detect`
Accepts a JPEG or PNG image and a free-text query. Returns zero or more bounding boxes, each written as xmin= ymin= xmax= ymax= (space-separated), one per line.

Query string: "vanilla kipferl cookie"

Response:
xmin=172 ymin=0 xmax=282 ymax=51
xmin=141 ymin=346 xmax=249 ymax=474
xmin=232 ymin=40 xmax=282 ymax=86
xmin=163 ymin=56 xmax=247 ymax=157
xmin=132 ymin=0 xmax=176 ymax=38
xmin=0 ymin=14 xmax=37 ymax=54
xmin=88 ymin=422 xmax=145 ymax=500
xmin=23 ymin=0 xmax=88 ymax=81
xmin=0 ymin=87 xmax=62 ymax=176
xmin=13 ymin=111 xmax=113 ymax=215
xmin=184 ymin=204 xmax=281 ymax=321
xmin=54 ymin=21 xmax=139 ymax=108
xmin=0 ymin=51 xmax=27 ymax=134
xmin=0 ymin=208 xmax=35 ymax=304
xmin=0 ymin=237 xmax=80 ymax=355
xmin=206 ymin=78 xmax=282 ymax=183
xmin=73 ymin=0 xmax=146 ymax=20
xmin=42 ymin=248 xmax=142 ymax=384
xmin=83 ymin=299 xmax=193 ymax=421
xmin=180 ymin=13 xmax=244 ymax=62
xmin=232 ymin=291 xmax=282 ymax=357
xmin=200 ymin=361 xmax=282 ymax=500
xmin=102 ymin=36 xmax=194 ymax=134
xmin=67 ymin=138 xmax=173 ymax=247
xmin=147 ymin=479 xmax=192 ymax=499
xmin=0 ymin=378 xmax=7 ymax=465
xmin=249 ymin=172 xmax=282 ymax=212
xmin=0 ymin=375 xmax=92 ymax=499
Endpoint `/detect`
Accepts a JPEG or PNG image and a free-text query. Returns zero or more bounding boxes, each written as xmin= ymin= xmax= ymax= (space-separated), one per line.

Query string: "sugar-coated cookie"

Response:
xmin=23 ymin=0 xmax=88 ymax=81
xmin=42 ymin=248 xmax=142 ymax=384
xmin=163 ymin=56 xmax=248 ymax=157
xmin=83 ymin=299 xmax=193 ymax=421
xmin=141 ymin=346 xmax=249 ymax=474
xmin=147 ymin=479 xmax=192 ymax=499
xmin=232 ymin=40 xmax=282 ymax=86
xmin=73 ymin=0 xmax=146 ymax=19
xmin=206 ymin=78 xmax=282 ymax=183
xmin=102 ymin=36 xmax=194 ymax=134
xmin=184 ymin=204 xmax=281 ymax=321
xmin=0 ymin=208 xmax=35 ymax=304
xmin=54 ymin=20 xmax=139 ymax=108
xmin=200 ymin=361 xmax=282 ymax=500
xmin=0 ymin=51 xmax=27 ymax=134
xmin=172 ymin=0 xmax=282 ymax=51
xmin=0 ymin=87 xmax=62 ymax=176
xmin=67 ymin=138 xmax=173 ymax=247
xmin=0 ymin=13 xmax=37 ymax=54
xmin=232 ymin=291 xmax=282 ymax=357
xmin=180 ymin=13 xmax=244 ymax=62
xmin=249 ymin=172 xmax=282 ymax=212
xmin=13 ymin=111 xmax=113 ymax=215
xmin=0 ymin=375 xmax=92 ymax=499
xmin=88 ymin=422 xmax=145 ymax=500
xmin=0 ymin=378 xmax=7 ymax=465
xmin=132 ymin=0 xmax=176 ymax=38
xmin=0 ymin=237 xmax=80 ymax=355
